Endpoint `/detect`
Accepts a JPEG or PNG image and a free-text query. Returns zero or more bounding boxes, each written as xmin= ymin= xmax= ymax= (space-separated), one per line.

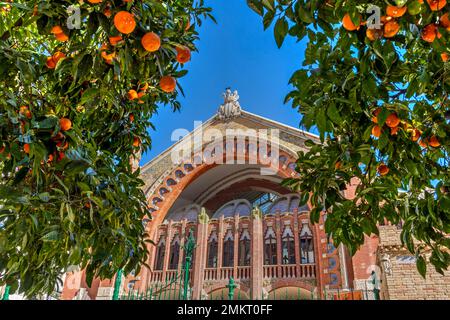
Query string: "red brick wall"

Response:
xmin=352 ymin=235 xmax=379 ymax=281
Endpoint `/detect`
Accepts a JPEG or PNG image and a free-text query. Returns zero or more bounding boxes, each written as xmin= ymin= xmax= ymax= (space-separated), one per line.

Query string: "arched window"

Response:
xmin=281 ymin=225 xmax=295 ymax=265
xmin=154 ymin=235 xmax=166 ymax=270
xmin=264 ymin=226 xmax=277 ymax=265
xmin=207 ymin=231 xmax=218 ymax=268
xmin=238 ymin=229 xmax=251 ymax=266
xmin=299 ymin=224 xmax=315 ymax=264
xmin=169 ymin=234 xmax=180 ymax=270
xmin=222 ymin=229 xmax=234 ymax=267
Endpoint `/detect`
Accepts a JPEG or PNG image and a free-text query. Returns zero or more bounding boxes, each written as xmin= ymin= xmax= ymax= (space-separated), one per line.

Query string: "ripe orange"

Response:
xmin=176 ymin=46 xmax=191 ymax=64
xmin=24 ymin=143 xmax=30 ymax=154
xmin=140 ymin=82 xmax=149 ymax=92
xmin=342 ymin=14 xmax=361 ymax=31
xmin=390 ymin=126 xmax=400 ymax=135
xmin=137 ymin=91 xmax=146 ymax=98
xmin=46 ymin=57 xmax=56 ymax=69
xmin=386 ymin=5 xmax=407 ymax=17
xmin=429 ymin=136 xmax=441 ymax=147
xmin=114 ymin=11 xmax=136 ymax=34
xmin=335 ymin=161 xmax=342 ymax=170
xmin=51 ymin=26 xmax=63 ymax=34
xmin=427 ymin=0 xmax=447 ymax=11
xmin=127 ymin=89 xmax=138 ymax=100
xmin=422 ymin=24 xmax=441 ymax=42
xmin=19 ymin=105 xmax=32 ymax=119
xmin=384 ymin=20 xmax=400 ymax=38
xmin=385 ymin=113 xmax=400 ymax=128
xmin=133 ymin=137 xmax=141 ymax=147
xmin=366 ymin=28 xmax=384 ymax=41
xmin=411 ymin=129 xmax=421 ymax=142
xmin=377 ymin=163 xmax=390 ymax=176
xmin=109 ymin=35 xmax=123 ymax=46
xmin=419 ymin=138 xmax=429 ymax=148
xmin=129 ymin=114 xmax=135 ymax=122
xmin=440 ymin=13 xmax=450 ymax=30
xmin=55 ymin=32 xmax=69 ymax=42
xmin=88 ymin=0 xmax=102 ymax=3
xmin=53 ymin=51 xmax=66 ymax=63
xmin=141 ymin=32 xmax=161 ymax=52
xmin=372 ymin=108 xmax=382 ymax=123
xmin=160 ymin=76 xmax=177 ymax=93
xmin=372 ymin=125 xmax=382 ymax=137
xmin=48 ymin=154 xmax=54 ymax=163
xmin=60 ymin=118 xmax=72 ymax=131
xmin=441 ymin=52 xmax=449 ymax=62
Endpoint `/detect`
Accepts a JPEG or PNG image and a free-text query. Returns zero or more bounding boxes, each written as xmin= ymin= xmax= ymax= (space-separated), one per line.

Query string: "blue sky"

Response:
xmin=141 ymin=0 xmax=309 ymax=164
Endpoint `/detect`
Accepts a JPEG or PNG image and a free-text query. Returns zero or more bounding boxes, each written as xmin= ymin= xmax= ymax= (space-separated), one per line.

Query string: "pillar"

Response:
xmin=192 ymin=208 xmax=209 ymax=299
xmin=250 ymin=207 xmax=263 ymax=300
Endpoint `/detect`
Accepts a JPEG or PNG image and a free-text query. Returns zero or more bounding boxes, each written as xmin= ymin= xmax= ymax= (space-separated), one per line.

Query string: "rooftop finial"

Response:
xmin=217 ymin=88 xmax=241 ymax=121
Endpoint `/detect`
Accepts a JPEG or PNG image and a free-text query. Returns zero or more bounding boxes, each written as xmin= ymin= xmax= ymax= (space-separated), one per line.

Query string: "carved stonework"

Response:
xmin=251 ymin=207 xmax=262 ymax=220
xmin=381 ymin=253 xmax=393 ymax=276
xmin=198 ymin=207 xmax=210 ymax=224
xmin=217 ymin=88 xmax=241 ymax=121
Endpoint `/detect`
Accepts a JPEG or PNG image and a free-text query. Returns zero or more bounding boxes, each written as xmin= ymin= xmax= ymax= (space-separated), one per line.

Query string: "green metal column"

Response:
xmin=112 ymin=269 xmax=123 ymax=300
xmin=182 ymin=230 xmax=196 ymax=300
xmin=226 ymin=277 xmax=237 ymax=300
xmin=2 ymin=285 xmax=10 ymax=300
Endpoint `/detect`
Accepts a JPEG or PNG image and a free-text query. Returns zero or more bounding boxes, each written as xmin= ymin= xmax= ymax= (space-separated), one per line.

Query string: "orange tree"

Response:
xmin=0 ymin=0 xmax=212 ymax=297
xmin=248 ymin=0 xmax=449 ymax=276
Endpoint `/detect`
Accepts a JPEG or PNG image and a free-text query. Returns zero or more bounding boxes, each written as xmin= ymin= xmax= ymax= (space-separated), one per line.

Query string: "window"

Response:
xmin=222 ymin=229 xmax=234 ymax=267
xmin=281 ymin=225 xmax=295 ymax=265
xmin=168 ymin=234 xmax=180 ymax=270
xmin=299 ymin=224 xmax=314 ymax=264
xmin=154 ymin=235 xmax=166 ymax=270
xmin=239 ymin=229 xmax=251 ymax=266
xmin=207 ymin=231 xmax=218 ymax=268
xmin=252 ymin=193 xmax=279 ymax=213
xmin=264 ymin=226 xmax=277 ymax=265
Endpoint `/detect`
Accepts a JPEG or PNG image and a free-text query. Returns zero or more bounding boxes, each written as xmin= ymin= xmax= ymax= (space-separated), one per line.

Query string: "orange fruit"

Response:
xmin=24 ymin=143 xmax=30 ymax=154
xmin=335 ymin=161 xmax=342 ymax=170
xmin=342 ymin=13 xmax=361 ymax=31
xmin=109 ymin=35 xmax=123 ymax=46
xmin=419 ymin=138 xmax=429 ymax=148
xmin=48 ymin=154 xmax=54 ymax=163
xmin=133 ymin=137 xmax=141 ymax=147
xmin=427 ymin=0 xmax=447 ymax=11
xmin=411 ymin=129 xmax=421 ymax=142
xmin=88 ymin=0 xmax=102 ymax=3
xmin=55 ymin=32 xmax=69 ymax=42
xmin=390 ymin=126 xmax=400 ymax=135
xmin=51 ymin=26 xmax=63 ymax=34
xmin=60 ymin=118 xmax=72 ymax=131
xmin=429 ymin=136 xmax=441 ymax=147
xmin=385 ymin=113 xmax=400 ymax=128
xmin=386 ymin=5 xmax=407 ymax=17
xmin=384 ymin=20 xmax=400 ymax=38
xmin=114 ymin=11 xmax=136 ymax=34
xmin=366 ymin=28 xmax=384 ymax=41
xmin=19 ymin=106 xmax=32 ymax=119
xmin=372 ymin=125 xmax=382 ymax=137
xmin=127 ymin=89 xmax=138 ymax=100
xmin=377 ymin=163 xmax=390 ymax=176
xmin=440 ymin=13 xmax=450 ymax=30
xmin=53 ymin=51 xmax=66 ymax=64
xmin=160 ymin=76 xmax=177 ymax=93
xmin=129 ymin=114 xmax=135 ymax=122
xmin=56 ymin=141 xmax=69 ymax=150
xmin=422 ymin=24 xmax=441 ymax=42
xmin=176 ymin=46 xmax=191 ymax=64
xmin=141 ymin=32 xmax=161 ymax=52
xmin=46 ymin=57 xmax=56 ymax=69
xmin=442 ymin=52 xmax=449 ymax=62
xmin=380 ymin=15 xmax=394 ymax=24
xmin=372 ymin=108 xmax=382 ymax=123
xmin=137 ymin=91 xmax=146 ymax=98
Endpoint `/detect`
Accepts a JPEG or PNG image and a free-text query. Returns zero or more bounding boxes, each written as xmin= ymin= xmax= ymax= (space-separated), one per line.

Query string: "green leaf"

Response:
xmin=274 ymin=18 xmax=289 ymax=48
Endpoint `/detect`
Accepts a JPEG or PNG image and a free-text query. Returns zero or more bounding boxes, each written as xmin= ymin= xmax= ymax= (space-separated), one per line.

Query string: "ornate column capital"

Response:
xmin=199 ymin=207 xmax=210 ymax=224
